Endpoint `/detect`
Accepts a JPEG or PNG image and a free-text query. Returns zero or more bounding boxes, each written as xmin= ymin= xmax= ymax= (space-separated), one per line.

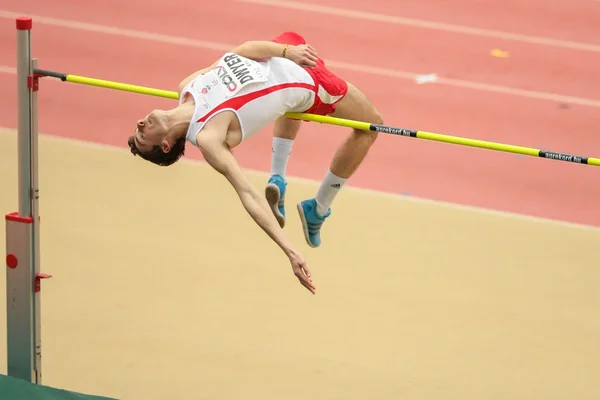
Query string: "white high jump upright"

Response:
xmin=5 ymin=16 xmax=51 ymax=384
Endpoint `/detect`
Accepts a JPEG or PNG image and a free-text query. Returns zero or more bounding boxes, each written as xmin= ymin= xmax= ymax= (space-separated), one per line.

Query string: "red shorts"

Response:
xmin=272 ymin=31 xmax=348 ymax=116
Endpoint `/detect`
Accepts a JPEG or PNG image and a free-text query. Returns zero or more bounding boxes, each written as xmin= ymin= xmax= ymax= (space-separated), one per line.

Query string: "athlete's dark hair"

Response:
xmin=127 ymin=136 xmax=187 ymax=167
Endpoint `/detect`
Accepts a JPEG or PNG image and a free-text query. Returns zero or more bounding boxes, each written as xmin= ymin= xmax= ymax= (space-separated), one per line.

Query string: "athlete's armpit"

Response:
xmin=178 ymin=60 xmax=219 ymax=95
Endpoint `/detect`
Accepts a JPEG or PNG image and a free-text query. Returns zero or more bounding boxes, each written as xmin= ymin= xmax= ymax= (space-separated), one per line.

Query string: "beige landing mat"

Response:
xmin=0 ymin=130 xmax=598 ymax=400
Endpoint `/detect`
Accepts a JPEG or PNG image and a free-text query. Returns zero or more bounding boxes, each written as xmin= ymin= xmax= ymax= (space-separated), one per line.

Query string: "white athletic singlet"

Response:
xmin=180 ymin=53 xmax=317 ymax=146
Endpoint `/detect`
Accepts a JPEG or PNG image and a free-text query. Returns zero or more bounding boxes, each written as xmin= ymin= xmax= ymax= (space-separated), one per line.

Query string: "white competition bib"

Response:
xmin=214 ymin=53 xmax=269 ymax=97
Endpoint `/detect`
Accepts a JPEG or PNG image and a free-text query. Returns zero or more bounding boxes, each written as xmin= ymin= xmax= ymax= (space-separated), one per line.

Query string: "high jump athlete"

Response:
xmin=128 ymin=32 xmax=383 ymax=294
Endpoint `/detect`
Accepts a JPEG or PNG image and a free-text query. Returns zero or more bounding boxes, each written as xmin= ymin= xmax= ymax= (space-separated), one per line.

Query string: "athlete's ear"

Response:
xmin=161 ymin=139 xmax=171 ymax=153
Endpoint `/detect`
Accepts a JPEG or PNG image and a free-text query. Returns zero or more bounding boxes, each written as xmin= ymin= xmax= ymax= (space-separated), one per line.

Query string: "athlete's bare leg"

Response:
xmin=273 ymin=116 xmax=302 ymax=141
xmin=313 ymin=82 xmax=382 ymax=215
xmin=297 ymin=81 xmax=382 ymax=248
xmin=266 ymin=117 xmax=303 ymax=228
xmin=327 ymin=82 xmax=382 ymax=178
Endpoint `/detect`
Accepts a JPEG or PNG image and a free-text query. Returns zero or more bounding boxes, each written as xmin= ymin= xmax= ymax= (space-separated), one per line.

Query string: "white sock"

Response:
xmin=315 ymin=169 xmax=347 ymax=216
xmin=270 ymin=137 xmax=294 ymax=178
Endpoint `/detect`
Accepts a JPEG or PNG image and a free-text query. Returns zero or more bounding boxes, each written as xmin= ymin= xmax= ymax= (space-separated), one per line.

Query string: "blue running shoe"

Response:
xmin=297 ymin=198 xmax=331 ymax=248
xmin=265 ymin=174 xmax=287 ymax=228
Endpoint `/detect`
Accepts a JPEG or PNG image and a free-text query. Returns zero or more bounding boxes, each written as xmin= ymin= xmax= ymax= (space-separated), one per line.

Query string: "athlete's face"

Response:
xmin=127 ymin=108 xmax=188 ymax=167
xmin=131 ymin=110 xmax=169 ymax=154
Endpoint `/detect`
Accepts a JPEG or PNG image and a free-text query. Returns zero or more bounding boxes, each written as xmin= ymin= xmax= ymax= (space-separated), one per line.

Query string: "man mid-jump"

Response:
xmin=128 ymin=32 xmax=383 ymax=294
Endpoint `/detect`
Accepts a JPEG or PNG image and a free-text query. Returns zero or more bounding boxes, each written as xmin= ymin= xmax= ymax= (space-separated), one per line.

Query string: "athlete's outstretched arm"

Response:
xmin=230 ymin=41 xmax=317 ymax=66
xmin=178 ymin=41 xmax=318 ymax=93
xmin=195 ymin=128 xmax=316 ymax=294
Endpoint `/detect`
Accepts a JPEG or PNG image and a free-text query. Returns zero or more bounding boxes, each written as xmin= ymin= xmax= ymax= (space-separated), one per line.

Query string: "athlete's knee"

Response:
xmin=353 ymin=127 xmax=378 ymax=145
xmin=352 ymin=118 xmax=379 ymax=144
xmin=372 ymin=108 xmax=384 ymax=125
xmin=355 ymin=108 xmax=383 ymax=143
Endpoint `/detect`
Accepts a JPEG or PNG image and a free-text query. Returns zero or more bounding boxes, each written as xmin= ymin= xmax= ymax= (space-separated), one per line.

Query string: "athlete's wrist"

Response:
xmin=283 ymin=245 xmax=300 ymax=260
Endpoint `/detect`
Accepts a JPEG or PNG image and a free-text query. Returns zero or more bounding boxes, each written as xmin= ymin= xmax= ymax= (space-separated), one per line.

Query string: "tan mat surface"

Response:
xmin=0 ymin=130 xmax=598 ymax=400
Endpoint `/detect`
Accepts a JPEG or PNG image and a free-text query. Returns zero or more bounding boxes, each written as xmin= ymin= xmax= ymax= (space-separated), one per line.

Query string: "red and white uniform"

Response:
xmin=181 ymin=31 xmax=348 ymax=147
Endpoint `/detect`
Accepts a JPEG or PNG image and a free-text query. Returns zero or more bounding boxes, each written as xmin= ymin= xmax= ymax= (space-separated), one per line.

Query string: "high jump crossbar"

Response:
xmin=5 ymin=13 xmax=600 ymax=386
xmin=32 ymin=66 xmax=600 ymax=167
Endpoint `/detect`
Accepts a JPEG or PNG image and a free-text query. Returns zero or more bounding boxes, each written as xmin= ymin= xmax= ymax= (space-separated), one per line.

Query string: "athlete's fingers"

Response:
xmin=306 ymin=51 xmax=317 ymax=60
xmin=305 ymin=47 xmax=317 ymax=58
xmin=294 ymin=265 xmax=311 ymax=280
xmin=302 ymin=264 xmax=312 ymax=279
xmin=293 ymin=266 xmax=315 ymax=293
xmin=300 ymin=45 xmax=317 ymax=57
xmin=303 ymin=59 xmax=317 ymax=68
xmin=303 ymin=271 xmax=316 ymax=293
xmin=299 ymin=276 xmax=316 ymax=294
xmin=302 ymin=55 xmax=317 ymax=66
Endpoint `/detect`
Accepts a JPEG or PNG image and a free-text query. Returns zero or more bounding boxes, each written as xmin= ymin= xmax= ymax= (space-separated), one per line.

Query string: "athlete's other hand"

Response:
xmin=285 ymin=44 xmax=318 ymax=68
xmin=288 ymin=250 xmax=315 ymax=294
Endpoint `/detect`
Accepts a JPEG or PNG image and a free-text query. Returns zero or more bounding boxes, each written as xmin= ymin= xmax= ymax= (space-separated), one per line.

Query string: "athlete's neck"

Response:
xmin=164 ymin=103 xmax=195 ymax=139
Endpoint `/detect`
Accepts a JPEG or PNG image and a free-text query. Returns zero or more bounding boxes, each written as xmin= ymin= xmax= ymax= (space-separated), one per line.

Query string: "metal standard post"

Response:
xmin=30 ymin=56 xmax=48 ymax=383
xmin=15 ymin=18 xmax=32 ymax=217
xmin=5 ymin=15 xmax=45 ymax=384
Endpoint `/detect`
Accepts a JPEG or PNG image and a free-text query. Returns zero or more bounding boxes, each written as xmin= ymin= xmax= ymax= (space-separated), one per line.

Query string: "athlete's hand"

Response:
xmin=288 ymin=250 xmax=316 ymax=294
xmin=285 ymin=44 xmax=319 ymax=68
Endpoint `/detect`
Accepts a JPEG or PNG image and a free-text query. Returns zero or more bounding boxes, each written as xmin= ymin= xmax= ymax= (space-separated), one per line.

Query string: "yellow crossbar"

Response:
xmin=35 ymin=69 xmax=600 ymax=167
